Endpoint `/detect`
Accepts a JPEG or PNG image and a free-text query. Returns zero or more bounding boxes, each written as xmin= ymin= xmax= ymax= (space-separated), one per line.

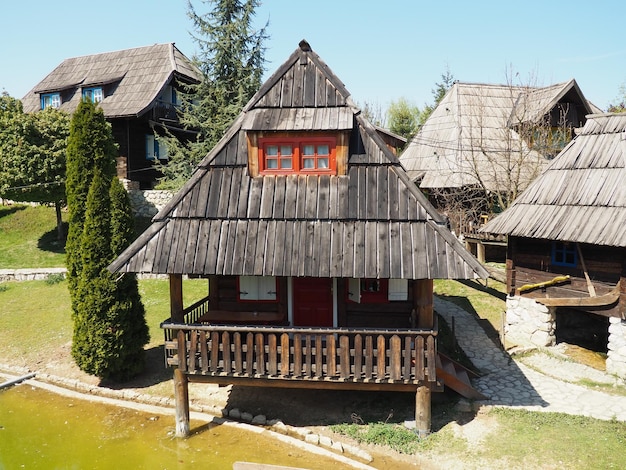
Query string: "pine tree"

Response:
xmin=158 ymin=0 xmax=268 ymax=188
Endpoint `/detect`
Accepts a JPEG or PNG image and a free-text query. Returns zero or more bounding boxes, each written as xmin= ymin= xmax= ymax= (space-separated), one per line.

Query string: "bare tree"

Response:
xmin=424 ymin=71 xmax=575 ymax=235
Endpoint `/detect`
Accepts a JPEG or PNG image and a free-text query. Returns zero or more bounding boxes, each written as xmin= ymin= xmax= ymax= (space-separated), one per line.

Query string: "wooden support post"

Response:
xmin=174 ymin=368 xmax=190 ymax=438
xmin=415 ymin=385 xmax=431 ymax=437
xmin=476 ymin=241 xmax=486 ymax=264
xmin=170 ymin=274 xmax=184 ymax=323
xmin=414 ymin=279 xmax=434 ymax=329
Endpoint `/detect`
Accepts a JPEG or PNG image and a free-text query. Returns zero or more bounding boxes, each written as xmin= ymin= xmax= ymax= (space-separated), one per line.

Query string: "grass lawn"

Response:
xmin=0 ymin=205 xmax=68 ymax=268
xmin=0 ymin=278 xmax=208 ymax=365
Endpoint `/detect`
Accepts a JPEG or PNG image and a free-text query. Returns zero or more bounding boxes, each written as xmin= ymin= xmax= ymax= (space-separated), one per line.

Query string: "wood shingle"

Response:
xmin=110 ymin=40 xmax=487 ymax=281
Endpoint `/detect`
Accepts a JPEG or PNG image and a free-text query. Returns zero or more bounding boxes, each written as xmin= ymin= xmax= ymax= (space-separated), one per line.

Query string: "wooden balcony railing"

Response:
xmin=163 ymin=296 xmax=210 ymax=342
xmin=162 ymin=324 xmax=441 ymax=391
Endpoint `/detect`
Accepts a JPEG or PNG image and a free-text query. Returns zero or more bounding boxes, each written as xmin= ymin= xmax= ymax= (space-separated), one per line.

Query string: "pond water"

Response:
xmin=0 ymin=384 xmax=350 ymax=470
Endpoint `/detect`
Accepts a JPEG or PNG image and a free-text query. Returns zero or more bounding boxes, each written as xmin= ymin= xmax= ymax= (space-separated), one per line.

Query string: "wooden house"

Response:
xmin=109 ymin=40 xmax=488 ymax=436
xmin=22 ymin=43 xmax=201 ymax=189
xmin=400 ymin=80 xmax=601 ymax=261
xmin=481 ymin=113 xmax=626 ymax=378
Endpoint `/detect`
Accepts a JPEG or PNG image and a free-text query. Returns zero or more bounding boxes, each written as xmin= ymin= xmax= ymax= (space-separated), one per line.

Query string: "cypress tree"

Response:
xmin=72 ymin=168 xmax=116 ymax=376
xmin=67 ymin=100 xmax=148 ymax=381
xmin=107 ymin=177 xmax=150 ymax=380
xmin=65 ymin=100 xmax=116 ymax=303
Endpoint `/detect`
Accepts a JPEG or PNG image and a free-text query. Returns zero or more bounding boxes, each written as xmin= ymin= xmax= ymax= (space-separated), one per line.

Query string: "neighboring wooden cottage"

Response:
xmin=109 ymin=40 xmax=488 ymax=436
xmin=482 ymin=113 xmax=626 ymax=378
xmin=400 ymin=80 xmax=600 ymax=261
xmin=22 ymin=43 xmax=201 ymax=189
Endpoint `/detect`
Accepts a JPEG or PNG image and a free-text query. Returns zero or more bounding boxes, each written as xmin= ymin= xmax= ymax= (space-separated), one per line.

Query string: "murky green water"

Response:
xmin=0 ymin=385 xmax=345 ymax=470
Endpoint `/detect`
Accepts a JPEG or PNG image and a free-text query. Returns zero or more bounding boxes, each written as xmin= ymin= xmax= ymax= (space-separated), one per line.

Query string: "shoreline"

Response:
xmin=0 ymin=366 xmax=378 ymax=470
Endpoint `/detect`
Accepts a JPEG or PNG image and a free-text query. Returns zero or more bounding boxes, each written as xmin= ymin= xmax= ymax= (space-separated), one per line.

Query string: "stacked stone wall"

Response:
xmin=505 ymin=296 xmax=556 ymax=348
xmin=127 ymin=189 xmax=174 ymax=218
xmin=607 ymin=318 xmax=626 ymax=379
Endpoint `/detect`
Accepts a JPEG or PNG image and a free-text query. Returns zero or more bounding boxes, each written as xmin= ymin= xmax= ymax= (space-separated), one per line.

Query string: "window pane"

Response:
xmin=267 ymin=159 xmax=278 ymax=169
xmin=303 ymin=158 xmax=314 ymax=169
xmin=280 ymin=145 xmax=292 ymax=156
xmin=317 ymin=144 xmax=329 ymax=155
xmin=93 ymin=88 xmax=103 ymax=103
xmin=318 ymin=158 xmax=329 ymax=168
xmin=280 ymin=157 xmax=292 ymax=169
xmin=266 ymin=145 xmax=278 ymax=156
xmin=303 ymin=144 xmax=315 ymax=156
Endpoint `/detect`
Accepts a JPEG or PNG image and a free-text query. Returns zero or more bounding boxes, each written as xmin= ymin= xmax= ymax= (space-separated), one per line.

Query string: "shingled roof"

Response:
xmin=109 ymin=40 xmax=487 ymax=280
xmin=400 ymin=80 xmax=599 ymax=190
xmin=22 ymin=43 xmax=201 ymax=118
xmin=482 ymin=113 xmax=626 ymax=247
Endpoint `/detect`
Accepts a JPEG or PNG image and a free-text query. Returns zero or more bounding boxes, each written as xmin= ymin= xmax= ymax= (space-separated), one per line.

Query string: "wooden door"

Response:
xmin=292 ymin=277 xmax=333 ymax=327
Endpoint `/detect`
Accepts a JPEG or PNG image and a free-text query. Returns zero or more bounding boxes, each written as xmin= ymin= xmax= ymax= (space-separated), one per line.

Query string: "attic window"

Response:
xmin=82 ymin=87 xmax=103 ymax=103
xmin=259 ymin=137 xmax=336 ymax=175
xmin=41 ymin=93 xmax=61 ymax=110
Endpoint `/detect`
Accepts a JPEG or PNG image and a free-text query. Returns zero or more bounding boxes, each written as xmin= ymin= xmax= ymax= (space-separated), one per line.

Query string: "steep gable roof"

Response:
xmin=482 ymin=113 xmax=626 ymax=247
xmin=110 ymin=40 xmax=487 ymax=280
xmin=400 ymin=80 xmax=596 ymax=191
xmin=22 ymin=43 xmax=201 ymax=118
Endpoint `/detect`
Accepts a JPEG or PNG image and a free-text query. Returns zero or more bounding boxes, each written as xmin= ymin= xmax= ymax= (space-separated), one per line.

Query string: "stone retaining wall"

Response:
xmin=127 ymin=189 xmax=175 ymax=218
xmin=506 ymin=295 xmax=626 ymax=379
xmin=607 ymin=318 xmax=626 ymax=379
xmin=0 ymin=268 xmax=167 ymax=282
xmin=505 ymin=295 xmax=556 ymax=348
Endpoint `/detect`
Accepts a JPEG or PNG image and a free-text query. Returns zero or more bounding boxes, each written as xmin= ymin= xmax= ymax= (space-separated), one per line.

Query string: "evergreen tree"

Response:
xmin=66 ymin=100 xmax=148 ymax=381
xmin=158 ymin=0 xmax=268 ymax=188
xmin=65 ymin=100 xmax=116 ymax=301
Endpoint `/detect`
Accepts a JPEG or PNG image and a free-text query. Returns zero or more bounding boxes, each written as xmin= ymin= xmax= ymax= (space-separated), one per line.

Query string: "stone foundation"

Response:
xmin=507 ymin=296 xmax=626 ymax=380
xmin=505 ymin=296 xmax=556 ymax=348
xmin=607 ymin=318 xmax=626 ymax=379
xmin=119 ymin=179 xmax=174 ymax=218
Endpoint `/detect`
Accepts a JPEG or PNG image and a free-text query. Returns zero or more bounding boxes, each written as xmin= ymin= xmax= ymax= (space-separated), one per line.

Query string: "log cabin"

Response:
xmin=400 ymin=80 xmax=601 ymax=262
xmin=109 ymin=40 xmax=488 ymax=436
xmin=21 ymin=43 xmax=201 ymax=189
xmin=481 ymin=113 xmax=626 ymax=378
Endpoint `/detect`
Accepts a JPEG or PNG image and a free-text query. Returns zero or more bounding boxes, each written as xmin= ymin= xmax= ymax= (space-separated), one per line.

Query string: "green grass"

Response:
xmin=330 ymin=422 xmax=423 ymax=454
xmin=0 ymin=278 xmax=209 ymax=362
xmin=480 ymin=408 xmax=626 ymax=469
xmin=434 ymin=278 xmax=506 ymax=342
xmin=0 ymin=205 xmax=67 ymax=268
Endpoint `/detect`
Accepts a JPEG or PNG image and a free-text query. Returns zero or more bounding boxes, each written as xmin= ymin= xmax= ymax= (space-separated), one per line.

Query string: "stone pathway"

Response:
xmin=435 ymin=296 xmax=626 ymax=421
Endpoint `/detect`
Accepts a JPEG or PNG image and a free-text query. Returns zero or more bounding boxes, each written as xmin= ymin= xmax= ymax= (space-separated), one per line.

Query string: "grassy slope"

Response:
xmin=0 ymin=205 xmax=68 ymax=268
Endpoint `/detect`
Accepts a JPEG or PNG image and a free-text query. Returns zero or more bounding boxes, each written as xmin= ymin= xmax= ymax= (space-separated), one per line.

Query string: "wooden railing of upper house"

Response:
xmin=161 ymin=323 xmax=442 ymax=392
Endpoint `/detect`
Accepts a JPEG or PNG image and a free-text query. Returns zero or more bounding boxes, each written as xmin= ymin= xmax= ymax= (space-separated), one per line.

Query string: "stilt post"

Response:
xmin=174 ymin=368 xmax=190 ymax=437
xmin=415 ymin=385 xmax=431 ymax=437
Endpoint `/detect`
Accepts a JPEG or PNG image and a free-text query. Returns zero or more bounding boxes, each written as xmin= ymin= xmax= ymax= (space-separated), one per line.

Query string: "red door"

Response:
xmin=292 ymin=277 xmax=333 ymax=327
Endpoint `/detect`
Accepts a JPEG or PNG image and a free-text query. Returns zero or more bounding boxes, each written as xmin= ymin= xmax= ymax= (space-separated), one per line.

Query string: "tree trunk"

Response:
xmin=55 ymin=201 xmax=65 ymax=241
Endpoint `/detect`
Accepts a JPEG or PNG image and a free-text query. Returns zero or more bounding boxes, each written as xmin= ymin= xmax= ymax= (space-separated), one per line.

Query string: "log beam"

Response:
xmin=415 ymin=385 xmax=431 ymax=437
xmin=174 ymin=368 xmax=190 ymax=437
xmin=170 ymin=274 xmax=184 ymax=323
xmin=414 ymin=279 xmax=434 ymax=329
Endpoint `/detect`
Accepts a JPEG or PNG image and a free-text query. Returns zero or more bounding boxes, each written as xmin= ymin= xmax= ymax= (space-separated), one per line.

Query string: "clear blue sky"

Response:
xmin=2 ymin=0 xmax=625 ymax=113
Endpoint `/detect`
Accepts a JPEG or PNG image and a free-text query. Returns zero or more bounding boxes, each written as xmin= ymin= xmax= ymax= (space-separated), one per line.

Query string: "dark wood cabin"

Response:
xmin=109 ymin=40 xmax=488 ymax=436
xmin=400 ymin=80 xmax=601 ymax=262
xmin=22 ymin=43 xmax=201 ymax=189
xmin=482 ymin=113 xmax=626 ymax=370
